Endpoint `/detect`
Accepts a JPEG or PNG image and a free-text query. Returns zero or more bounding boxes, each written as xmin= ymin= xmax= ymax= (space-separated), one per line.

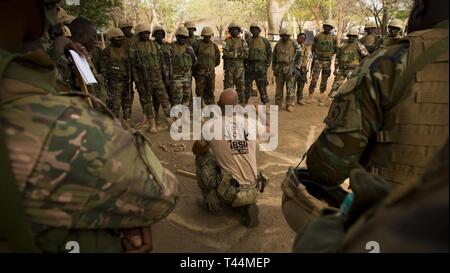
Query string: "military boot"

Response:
xmin=286 ymin=105 xmax=294 ymax=112
xmin=148 ymin=118 xmax=157 ymax=134
xmin=240 ymin=203 xmax=259 ymax=227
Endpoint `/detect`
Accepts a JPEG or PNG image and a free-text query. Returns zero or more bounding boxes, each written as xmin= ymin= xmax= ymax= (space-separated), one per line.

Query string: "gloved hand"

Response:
xmin=206 ymin=189 xmax=222 ymax=211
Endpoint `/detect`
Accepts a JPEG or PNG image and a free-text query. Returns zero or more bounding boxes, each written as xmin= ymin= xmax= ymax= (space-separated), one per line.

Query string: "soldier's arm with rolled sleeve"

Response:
xmin=305 ymin=46 xmax=407 ymax=186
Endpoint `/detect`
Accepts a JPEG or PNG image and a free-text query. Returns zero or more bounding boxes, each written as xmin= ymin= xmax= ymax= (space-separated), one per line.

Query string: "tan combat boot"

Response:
xmin=286 ymin=105 xmax=294 ymax=112
xmin=148 ymin=118 xmax=157 ymax=134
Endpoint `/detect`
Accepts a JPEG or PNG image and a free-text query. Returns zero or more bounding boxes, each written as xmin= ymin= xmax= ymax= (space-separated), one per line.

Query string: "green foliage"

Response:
xmin=62 ymin=0 xmax=123 ymax=28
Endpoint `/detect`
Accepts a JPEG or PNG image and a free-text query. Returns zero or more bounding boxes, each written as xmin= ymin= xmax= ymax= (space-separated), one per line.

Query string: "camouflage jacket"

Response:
xmin=222 ymin=37 xmax=249 ymax=69
xmin=0 ymin=49 xmax=179 ymax=251
xmin=360 ymin=33 xmax=379 ymax=54
xmin=306 ymin=21 xmax=449 ymax=187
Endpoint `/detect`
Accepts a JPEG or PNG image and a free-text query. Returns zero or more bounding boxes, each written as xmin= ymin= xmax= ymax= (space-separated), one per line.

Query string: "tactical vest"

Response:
xmin=339 ymin=42 xmax=360 ymax=67
xmin=298 ymin=43 xmax=309 ymax=68
xmin=171 ymin=43 xmax=193 ymax=73
xmin=135 ymin=40 xmax=161 ymax=71
xmin=197 ymin=41 xmax=216 ymax=69
xmin=382 ymin=36 xmax=402 ymax=47
xmin=105 ymin=46 xmax=129 ymax=79
xmin=248 ymin=36 xmax=267 ymax=61
xmin=224 ymin=37 xmax=245 ymax=60
xmin=315 ymin=32 xmax=336 ymax=58
xmin=369 ymin=27 xmax=449 ymax=186
xmin=275 ymin=40 xmax=295 ymax=65
xmin=361 ymin=34 xmax=377 ymax=50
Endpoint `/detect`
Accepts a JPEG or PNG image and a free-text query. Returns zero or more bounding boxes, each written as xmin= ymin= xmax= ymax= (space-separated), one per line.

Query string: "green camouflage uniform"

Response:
xmin=90 ymin=46 xmax=103 ymax=73
xmin=309 ymin=32 xmax=338 ymax=94
xmin=169 ymin=43 xmax=197 ymax=106
xmin=121 ymin=36 xmax=137 ymax=119
xmin=0 ymin=49 xmax=179 ymax=252
xmin=272 ymin=39 xmax=299 ymax=106
xmin=187 ymin=35 xmax=201 ymax=47
xmin=192 ymin=40 xmax=221 ymax=105
xmin=306 ymin=21 xmax=449 ymax=188
xmin=131 ymin=39 xmax=172 ymax=120
xmin=222 ymin=37 xmax=249 ymax=105
xmin=360 ymin=33 xmax=379 ymax=54
xmin=330 ymin=40 xmax=369 ymax=95
xmin=100 ymin=45 xmax=132 ymax=119
xmin=245 ymin=36 xmax=272 ymax=104
xmin=294 ymin=42 xmax=309 ymax=102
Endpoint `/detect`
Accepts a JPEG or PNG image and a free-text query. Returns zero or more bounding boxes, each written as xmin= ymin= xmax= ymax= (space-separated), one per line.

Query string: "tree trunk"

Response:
xmin=382 ymin=0 xmax=390 ymax=35
xmin=336 ymin=0 xmax=345 ymax=46
xmin=266 ymin=0 xmax=296 ymax=40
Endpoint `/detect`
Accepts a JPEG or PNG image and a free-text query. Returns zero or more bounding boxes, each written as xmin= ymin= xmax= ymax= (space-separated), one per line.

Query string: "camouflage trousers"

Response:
xmin=224 ymin=64 xmax=245 ymax=105
xmin=245 ymin=64 xmax=269 ymax=104
xmin=171 ymin=71 xmax=192 ymax=106
xmin=136 ymin=78 xmax=171 ymax=119
xmin=107 ymin=79 xmax=129 ymax=119
xmin=194 ymin=68 xmax=216 ymax=105
xmin=309 ymin=58 xmax=332 ymax=94
xmin=275 ymin=71 xmax=295 ymax=106
xmin=294 ymin=67 xmax=308 ymax=102
xmin=330 ymin=66 xmax=355 ymax=94
xmin=121 ymin=81 xmax=134 ymax=120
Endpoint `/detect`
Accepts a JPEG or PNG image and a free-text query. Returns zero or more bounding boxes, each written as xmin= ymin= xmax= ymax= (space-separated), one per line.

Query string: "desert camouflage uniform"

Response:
xmin=245 ymin=36 xmax=272 ymax=104
xmin=0 ymin=49 xmax=179 ymax=252
xmin=330 ymin=40 xmax=368 ymax=95
xmin=169 ymin=42 xmax=197 ymax=106
xmin=309 ymin=32 xmax=338 ymax=94
xmin=131 ymin=39 xmax=172 ymax=120
xmin=100 ymin=45 xmax=132 ymax=119
xmin=192 ymin=39 xmax=221 ymax=105
xmin=306 ymin=21 xmax=449 ymax=188
xmin=360 ymin=33 xmax=379 ymax=54
xmin=272 ymin=39 xmax=300 ymax=106
xmin=294 ymin=42 xmax=309 ymax=102
xmin=222 ymin=37 xmax=249 ymax=105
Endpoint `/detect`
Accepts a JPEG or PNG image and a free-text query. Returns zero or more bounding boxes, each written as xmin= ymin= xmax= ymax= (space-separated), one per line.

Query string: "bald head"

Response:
xmin=218 ymin=88 xmax=238 ymax=111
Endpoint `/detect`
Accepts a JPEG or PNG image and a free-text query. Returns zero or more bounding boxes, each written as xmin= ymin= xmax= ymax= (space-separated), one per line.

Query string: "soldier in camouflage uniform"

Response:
xmin=282 ymin=0 xmax=448 ymax=236
xmin=119 ymin=19 xmax=137 ymax=124
xmin=272 ymin=28 xmax=300 ymax=112
xmin=131 ymin=24 xmax=173 ymax=134
xmin=222 ymin=23 xmax=249 ymax=105
xmin=184 ymin=21 xmax=201 ymax=47
xmin=192 ymin=26 xmax=221 ymax=105
xmin=0 ymin=0 xmax=179 ymax=253
xmin=100 ymin=28 xmax=132 ymax=129
xmin=330 ymin=29 xmax=369 ymax=96
xmin=168 ymin=27 xmax=198 ymax=106
xmin=309 ymin=22 xmax=338 ymax=105
xmin=244 ymin=22 xmax=272 ymax=105
xmin=360 ymin=21 xmax=380 ymax=54
xmin=294 ymin=33 xmax=309 ymax=106
xmin=378 ymin=19 xmax=404 ymax=48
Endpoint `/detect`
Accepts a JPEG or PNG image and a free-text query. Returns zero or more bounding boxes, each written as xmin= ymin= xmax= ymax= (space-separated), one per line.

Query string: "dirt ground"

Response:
xmin=128 ymin=65 xmax=335 ymax=253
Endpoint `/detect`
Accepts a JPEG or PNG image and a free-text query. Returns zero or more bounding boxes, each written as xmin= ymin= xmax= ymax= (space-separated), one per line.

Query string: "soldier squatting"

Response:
xmin=0 ymin=0 xmax=448 ymax=253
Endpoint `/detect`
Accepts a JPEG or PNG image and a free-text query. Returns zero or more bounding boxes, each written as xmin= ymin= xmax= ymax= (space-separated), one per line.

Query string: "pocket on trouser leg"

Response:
xmin=232 ymin=187 xmax=258 ymax=207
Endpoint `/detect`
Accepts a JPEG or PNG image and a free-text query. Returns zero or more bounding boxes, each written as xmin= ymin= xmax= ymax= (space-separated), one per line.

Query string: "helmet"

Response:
xmin=135 ymin=24 xmax=151 ymax=34
xmin=152 ymin=25 xmax=165 ymax=34
xmin=119 ymin=19 xmax=133 ymax=29
xmin=63 ymin=26 xmax=72 ymax=37
xmin=281 ymin=167 xmax=348 ymax=233
xmin=175 ymin=26 xmax=189 ymax=37
xmin=184 ymin=21 xmax=196 ymax=30
xmin=279 ymin=28 xmax=290 ymax=36
xmin=364 ymin=21 xmax=377 ymax=29
xmin=107 ymin=28 xmax=125 ymax=40
xmin=228 ymin=22 xmax=241 ymax=30
xmin=388 ymin=19 xmax=403 ymax=29
xmin=201 ymin=26 xmax=214 ymax=36
xmin=250 ymin=22 xmax=261 ymax=30
xmin=323 ymin=21 xmax=335 ymax=29
xmin=347 ymin=29 xmax=359 ymax=37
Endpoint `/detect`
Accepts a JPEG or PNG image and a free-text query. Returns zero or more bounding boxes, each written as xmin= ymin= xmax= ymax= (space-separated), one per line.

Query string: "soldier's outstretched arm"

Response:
xmin=306 ymin=45 xmax=408 ymax=186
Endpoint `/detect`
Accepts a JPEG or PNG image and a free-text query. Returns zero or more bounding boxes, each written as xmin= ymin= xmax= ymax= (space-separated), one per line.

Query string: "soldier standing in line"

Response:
xmin=308 ymin=22 xmax=338 ymax=106
xmin=360 ymin=21 xmax=380 ymax=54
xmin=131 ymin=24 xmax=173 ymax=134
xmin=244 ymin=22 xmax=272 ymax=107
xmin=293 ymin=33 xmax=310 ymax=106
xmin=272 ymin=28 xmax=300 ymax=112
xmin=192 ymin=26 xmax=221 ymax=105
xmin=184 ymin=21 xmax=201 ymax=47
xmin=378 ymin=19 xmax=405 ymax=48
xmin=222 ymin=22 xmax=249 ymax=106
xmin=168 ymin=27 xmax=198 ymax=107
xmin=330 ymin=29 xmax=369 ymax=97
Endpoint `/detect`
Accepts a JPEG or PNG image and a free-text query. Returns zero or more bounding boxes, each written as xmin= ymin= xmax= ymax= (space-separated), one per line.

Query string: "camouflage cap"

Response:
xmin=279 ymin=28 xmax=290 ymax=36
xmin=201 ymin=26 xmax=214 ymax=36
xmin=364 ymin=21 xmax=377 ymax=29
xmin=107 ymin=28 xmax=125 ymax=40
xmin=184 ymin=21 xmax=196 ymax=30
xmin=119 ymin=19 xmax=133 ymax=29
xmin=323 ymin=21 xmax=335 ymax=29
xmin=250 ymin=22 xmax=261 ymax=30
xmin=135 ymin=24 xmax=151 ymax=34
xmin=388 ymin=19 xmax=403 ymax=29
xmin=175 ymin=26 xmax=189 ymax=37
xmin=228 ymin=22 xmax=241 ymax=30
